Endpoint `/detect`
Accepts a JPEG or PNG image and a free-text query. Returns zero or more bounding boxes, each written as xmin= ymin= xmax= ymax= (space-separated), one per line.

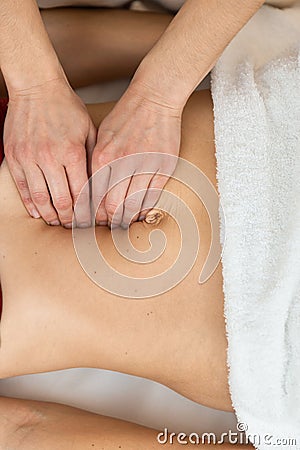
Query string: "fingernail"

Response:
xmin=31 ymin=209 xmax=41 ymax=219
xmin=96 ymin=221 xmax=108 ymax=227
xmin=78 ymin=222 xmax=91 ymax=229
xmin=49 ymin=220 xmax=60 ymax=226
xmin=121 ymin=222 xmax=129 ymax=230
xmin=110 ymin=223 xmax=119 ymax=230
xmin=64 ymin=223 xmax=73 ymax=229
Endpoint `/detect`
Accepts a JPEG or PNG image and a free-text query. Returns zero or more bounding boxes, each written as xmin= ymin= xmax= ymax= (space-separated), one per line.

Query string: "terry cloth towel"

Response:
xmin=211 ymin=3 xmax=300 ymax=449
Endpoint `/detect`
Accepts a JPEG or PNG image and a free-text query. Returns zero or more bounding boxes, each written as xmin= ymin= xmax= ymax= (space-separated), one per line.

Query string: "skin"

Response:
xmin=0 ymin=0 xmax=96 ymax=227
xmin=0 ymin=9 xmax=172 ymax=96
xmin=0 ymin=397 xmax=250 ymax=450
xmin=0 ymin=0 xmax=264 ymax=229
xmin=0 ymin=3 xmax=296 ymax=447
xmin=0 ymin=89 xmax=231 ymax=407
xmin=0 ymin=6 xmax=275 ymax=447
xmin=90 ymin=0 xmax=265 ymax=227
xmin=0 ymin=90 xmax=238 ymax=447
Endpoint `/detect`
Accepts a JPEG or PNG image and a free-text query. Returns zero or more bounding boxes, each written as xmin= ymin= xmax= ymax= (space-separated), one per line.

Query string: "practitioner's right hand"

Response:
xmin=4 ymin=78 xmax=97 ymax=228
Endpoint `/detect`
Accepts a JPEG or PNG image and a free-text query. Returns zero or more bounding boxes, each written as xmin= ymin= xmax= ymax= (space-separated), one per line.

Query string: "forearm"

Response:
xmin=133 ymin=0 xmax=264 ymax=108
xmin=0 ymin=0 xmax=64 ymax=94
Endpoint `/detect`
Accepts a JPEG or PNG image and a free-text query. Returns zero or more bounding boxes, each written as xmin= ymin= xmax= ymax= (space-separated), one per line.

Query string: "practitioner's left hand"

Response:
xmin=92 ymin=82 xmax=182 ymax=228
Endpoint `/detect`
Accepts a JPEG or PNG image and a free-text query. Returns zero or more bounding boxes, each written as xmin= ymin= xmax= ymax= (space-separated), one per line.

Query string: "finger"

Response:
xmin=139 ymin=173 xmax=169 ymax=220
xmin=92 ymin=161 xmax=110 ymax=226
xmin=105 ymin=167 xmax=132 ymax=229
xmin=24 ymin=164 xmax=60 ymax=225
xmin=42 ymin=164 xmax=74 ymax=228
xmin=86 ymin=121 xmax=97 ymax=178
xmin=66 ymin=157 xmax=91 ymax=228
xmin=121 ymin=173 xmax=153 ymax=228
xmin=10 ymin=163 xmax=41 ymax=219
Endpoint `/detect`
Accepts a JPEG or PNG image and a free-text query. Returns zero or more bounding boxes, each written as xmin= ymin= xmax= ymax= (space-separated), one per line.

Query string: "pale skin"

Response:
xmin=0 ymin=0 xmax=264 ymax=229
xmin=0 ymin=91 xmax=228 ymax=401
xmin=0 ymin=8 xmax=254 ymax=448
xmin=0 ymin=398 xmax=249 ymax=450
xmin=0 ymin=3 xmax=295 ymax=448
xmin=0 ymin=89 xmax=238 ymax=449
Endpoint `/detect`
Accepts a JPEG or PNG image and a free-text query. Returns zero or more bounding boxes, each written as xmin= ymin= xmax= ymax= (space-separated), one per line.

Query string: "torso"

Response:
xmin=0 ymin=91 xmax=232 ymax=412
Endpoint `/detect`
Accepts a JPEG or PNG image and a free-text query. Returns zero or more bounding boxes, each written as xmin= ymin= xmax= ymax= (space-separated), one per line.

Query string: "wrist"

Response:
xmin=0 ymin=0 xmax=66 ymax=95
xmin=2 ymin=56 xmax=66 ymax=96
xmin=7 ymin=76 xmax=74 ymax=104
xmin=132 ymin=58 xmax=191 ymax=111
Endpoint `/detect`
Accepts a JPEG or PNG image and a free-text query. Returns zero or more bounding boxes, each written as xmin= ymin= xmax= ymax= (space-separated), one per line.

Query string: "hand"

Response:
xmin=4 ymin=78 xmax=97 ymax=228
xmin=92 ymin=82 xmax=182 ymax=228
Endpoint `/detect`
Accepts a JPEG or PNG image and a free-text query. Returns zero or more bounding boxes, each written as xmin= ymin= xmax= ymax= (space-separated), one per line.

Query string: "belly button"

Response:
xmin=144 ymin=209 xmax=165 ymax=225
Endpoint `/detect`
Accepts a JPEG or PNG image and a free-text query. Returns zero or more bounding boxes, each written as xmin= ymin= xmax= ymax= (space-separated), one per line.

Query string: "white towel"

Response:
xmin=211 ymin=4 xmax=300 ymax=449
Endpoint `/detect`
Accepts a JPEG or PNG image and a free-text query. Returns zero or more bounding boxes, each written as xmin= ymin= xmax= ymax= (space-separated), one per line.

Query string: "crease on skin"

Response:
xmin=3 ymin=403 xmax=45 ymax=450
xmin=144 ymin=208 xmax=165 ymax=225
xmin=143 ymin=188 xmax=184 ymax=226
xmin=143 ymin=180 xmax=193 ymax=231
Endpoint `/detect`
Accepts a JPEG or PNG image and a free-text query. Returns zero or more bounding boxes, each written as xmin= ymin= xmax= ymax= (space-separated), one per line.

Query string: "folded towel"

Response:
xmin=211 ymin=4 xmax=300 ymax=448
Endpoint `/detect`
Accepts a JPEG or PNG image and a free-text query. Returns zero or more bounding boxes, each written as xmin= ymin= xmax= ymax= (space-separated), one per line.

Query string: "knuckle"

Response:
xmin=37 ymin=148 xmax=55 ymax=166
xmin=38 ymin=141 xmax=77 ymax=166
xmin=31 ymin=191 xmax=49 ymax=206
xmin=161 ymin=158 xmax=177 ymax=174
xmin=54 ymin=195 xmax=73 ymax=211
xmin=124 ymin=197 xmax=139 ymax=213
xmin=5 ymin=143 xmax=26 ymax=163
xmin=148 ymin=190 xmax=160 ymax=202
xmin=94 ymin=151 xmax=111 ymax=169
xmin=18 ymin=145 xmax=32 ymax=161
xmin=73 ymin=191 xmax=89 ymax=206
xmin=96 ymin=213 xmax=108 ymax=224
xmin=93 ymin=200 xmax=104 ymax=214
xmin=93 ymin=193 xmax=106 ymax=207
xmin=66 ymin=146 xmax=85 ymax=165
xmin=23 ymin=196 xmax=34 ymax=208
xmin=139 ymin=154 xmax=156 ymax=170
xmin=95 ymin=201 xmax=105 ymax=214
xmin=96 ymin=208 xmax=107 ymax=218
xmin=153 ymin=175 xmax=168 ymax=188
xmin=44 ymin=212 xmax=58 ymax=223
xmin=16 ymin=178 xmax=28 ymax=192
xmin=105 ymin=201 xmax=120 ymax=218
xmin=60 ymin=219 xmax=73 ymax=227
